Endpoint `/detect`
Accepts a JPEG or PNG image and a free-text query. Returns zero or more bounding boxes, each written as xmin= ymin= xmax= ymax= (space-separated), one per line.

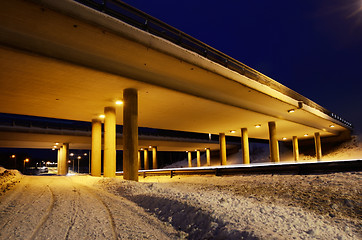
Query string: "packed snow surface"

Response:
xmin=0 ymin=166 xmax=361 ymax=239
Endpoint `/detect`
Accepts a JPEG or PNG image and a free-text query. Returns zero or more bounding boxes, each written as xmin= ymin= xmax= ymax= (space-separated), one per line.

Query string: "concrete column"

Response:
xmin=314 ymin=132 xmax=322 ymax=161
xmin=196 ymin=150 xmax=201 ymax=167
xmin=59 ymin=143 xmax=69 ymax=175
xmin=292 ymin=136 xmax=299 ymax=162
xmin=219 ymin=133 xmax=227 ymax=165
xmin=123 ymin=88 xmax=138 ymax=181
xmin=206 ymin=148 xmax=211 ymax=166
xmin=268 ymin=122 xmax=280 ymax=163
xmin=241 ymin=128 xmax=250 ymax=164
xmin=152 ymin=147 xmax=157 ymax=169
xmin=188 ymin=151 xmax=192 ymax=167
xmin=143 ymin=149 xmax=149 ymax=170
xmin=138 ymin=151 xmax=141 ymax=170
xmin=91 ymin=119 xmax=102 ymax=177
xmin=57 ymin=148 xmax=61 ymax=175
xmin=104 ymin=106 xmax=116 ymax=177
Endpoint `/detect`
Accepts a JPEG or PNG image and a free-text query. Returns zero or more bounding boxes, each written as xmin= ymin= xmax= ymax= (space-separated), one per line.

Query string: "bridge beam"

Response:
xmin=219 ymin=133 xmax=227 ymax=165
xmin=268 ymin=121 xmax=280 ymax=163
xmin=241 ymin=128 xmax=250 ymax=164
xmin=91 ymin=118 xmax=102 ymax=176
xmin=123 ymin=88 xmax=139 ymax=181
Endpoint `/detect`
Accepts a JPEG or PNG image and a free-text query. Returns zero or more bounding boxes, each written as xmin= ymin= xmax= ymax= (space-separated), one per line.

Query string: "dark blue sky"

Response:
xmin=122 ymin=0 xmax=362 ymax=133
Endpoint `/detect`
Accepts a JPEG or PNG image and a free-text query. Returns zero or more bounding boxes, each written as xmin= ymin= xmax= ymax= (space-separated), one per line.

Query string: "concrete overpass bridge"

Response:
xmin=0 ymin=0 xmax=352 ymax=180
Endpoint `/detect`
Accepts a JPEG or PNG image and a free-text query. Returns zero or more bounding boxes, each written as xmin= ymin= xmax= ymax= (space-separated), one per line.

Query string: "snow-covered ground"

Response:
xmin=0 ymin=135 xmax=361 ymax=239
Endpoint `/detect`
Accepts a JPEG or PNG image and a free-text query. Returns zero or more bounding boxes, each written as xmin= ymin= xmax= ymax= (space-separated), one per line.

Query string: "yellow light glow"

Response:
xmin=70 ymin=153 xmax=74 ymax=156
xmin=255 ymin=124 xmax=261 ymax=128
xmin=230 ymin=130 xmax=236 ymax=133
xmin=55 ymin=143 xmax=59 ymax=145
xmin=116 ymin=100 xmax=123 ymax=105
xmin=140 ymin=148 xmax=144 ymax=150
xmin=84 ymin=153 xmax=87 ymax=156
xmin=329 ymin=125 xmax=335 ymax=128
xmin=77 ymin=156 xmax=81 ymax=159
xmin=304 ymin=134 xmax=308 ymax=137
xmin=282 ymin=137 xmax=287 ymax=140
xmin=149 ymin=146 xmax=152 ymax=148
xmin=99 ymin=114 xmax=105 ymax=119
xmin=288 ymin=109 xmax=295 ymax=113
xmin=52 ymin=148 xmax=55 ymax=151
xmin=25 ymin=158 xmax=29 ymax=162
xmin=11 ymin=155 xmax=15 ymax=158
xmin=53 ymin=146 xmax=57 ymax=148
xmin=68 ymin=160 xmax=71 ymax=163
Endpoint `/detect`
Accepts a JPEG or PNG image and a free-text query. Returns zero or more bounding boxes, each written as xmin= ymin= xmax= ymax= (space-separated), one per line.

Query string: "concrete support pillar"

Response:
xmin=188 ymin=151 xmax=192 ymax=167
xmin=206 ymin=148 xmax=211 ymax=166
xmin=196 ymin=150 xmax=201 ymax=167
xmin=143 ymin=149 xmax=149 ymax=170
xmin=152 ymin=147 xmax=157 ymax=169
xmin=219 ymin=133 xmax=227 ymax=165
xmin=138 ymin=151 xmax=141 ymax=170
xmin=58 ymin=143 xmax=69 ymax=175
xmin=123 ymin=88 xmax=138 ymax=181
xmin=241 ymin=128 xmax=250 ymax=164
xmin=314 ymin=132 xmax=322 ymax=161
xmin=57 ymin=148 xmax=61 ymax=175
xmin=268 ymin=121 xmax=280 ymax=163
xmin=292 ymin=136 xmax=299 ymax=162
xmin=91 ymin=119 xmax=102 ymax=177
xmin=104 ymin=106 xmax=116 ymax=177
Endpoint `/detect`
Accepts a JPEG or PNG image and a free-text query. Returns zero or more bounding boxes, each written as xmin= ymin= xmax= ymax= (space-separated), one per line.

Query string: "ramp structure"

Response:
xmin=0 ymin=0 xmax=352 ymax=180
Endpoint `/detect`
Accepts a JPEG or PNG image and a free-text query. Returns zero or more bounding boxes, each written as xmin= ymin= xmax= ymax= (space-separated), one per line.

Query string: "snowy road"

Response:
xmin=0 ymin=175 xmax=180 ymax=240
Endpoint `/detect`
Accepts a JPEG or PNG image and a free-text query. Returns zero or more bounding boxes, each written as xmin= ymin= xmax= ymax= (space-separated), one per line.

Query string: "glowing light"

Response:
xmin=52 ymin=148 xmax=55 ymax=151
xmin=55 ymin=143 xmax=59 ymax=145
xmin=229 ymin=130 xmax=236 ymax=133
xmin=140 ymin=148 xmax=144 ymax=150
xmin=282 ymin=137 xmax=287 ymax=140
xmin=116 ymin=100 xmax=123 ymax=105
xmin=77 ymin=156 xmax=81 ymax=159
xmin=25 ymin=158 xmax=29 ymax=162
xmin=304 ymin=134 xmax=309 ymax=137
xmin=329 ymin=125 xmax=335 ymax=128
xmin=149 ymin=146 xmax=152 ymax=148
xmin=67 ymin=160 xmax=71 ymax=163
xmin=53 ymin=146 xmax=57 ymax=148
xmin=255 ymin=124 xmax=261 ymax=128
xmin=84 ymin=153 xmax=87 ymax=156
xmin=288 ymin=109 xmax=295 ymax=113
xmin=11 ymin=155 xmax=15 ymax=158
xmin=99 ymin=114 xmax=105 ymax=119
xmin=70 ymin=153 xmax=74 ymax=156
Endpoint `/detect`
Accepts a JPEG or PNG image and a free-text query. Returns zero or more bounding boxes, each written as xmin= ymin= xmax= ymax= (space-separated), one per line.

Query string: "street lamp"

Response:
xmin=77 ymin=156 xmax=81 ymax=173
xmin=23 ymin=158 xmax=29 ymax=173
xmin=10 ymin=154 xmax=16 ymax=169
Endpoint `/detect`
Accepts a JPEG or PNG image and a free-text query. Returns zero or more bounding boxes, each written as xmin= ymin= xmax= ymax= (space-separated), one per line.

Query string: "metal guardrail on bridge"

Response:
xmin=74 ymin=0 xmax=352 ymax=129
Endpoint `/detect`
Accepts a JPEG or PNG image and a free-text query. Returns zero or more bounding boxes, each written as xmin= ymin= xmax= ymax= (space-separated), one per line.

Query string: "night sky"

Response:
xmin=122 ymin=0 xmax=362 ymax=134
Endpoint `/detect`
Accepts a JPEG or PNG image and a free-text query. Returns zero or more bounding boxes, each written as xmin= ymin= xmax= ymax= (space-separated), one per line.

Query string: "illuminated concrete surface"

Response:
xmin=91 ymin=119 xmax=102 ymax=176
xmin=0 ymin=0 xmax=351 ymax=143
xmin=219 ymin=133 xmax=227 ymax=165
xmin=241 ymin=128 xmax=250 ymax=164
xmin=292 ymin=136 xmax=299 ymax=162
xmin=314 ymin=132 xmax=322 ymax=161
xmin=268 ymin=122 xmax=280 ymax=163
xmin=103 ymin=107 xmax=116 ymax=177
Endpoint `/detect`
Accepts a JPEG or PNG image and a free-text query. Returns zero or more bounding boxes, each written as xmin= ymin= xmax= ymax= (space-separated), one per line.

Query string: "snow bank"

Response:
xmin=99 ymin=172 xmax=361 ymax=239
xmin=0 ymin=167 xmax=22 ymax=195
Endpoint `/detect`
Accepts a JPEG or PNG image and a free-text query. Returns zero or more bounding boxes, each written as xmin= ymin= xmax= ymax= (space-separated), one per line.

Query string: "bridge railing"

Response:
xmin=74 ymin=0 xmax=352 ymax=129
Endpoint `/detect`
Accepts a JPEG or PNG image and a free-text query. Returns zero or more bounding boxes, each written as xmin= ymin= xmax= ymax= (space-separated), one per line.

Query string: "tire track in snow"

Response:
xmin=63 ymin=179 xmax=81 ymax=240
xmin=28 ymin=184 xmax=55 ymax=240
xmin=79 ymin=185 xmax=117 ymax=240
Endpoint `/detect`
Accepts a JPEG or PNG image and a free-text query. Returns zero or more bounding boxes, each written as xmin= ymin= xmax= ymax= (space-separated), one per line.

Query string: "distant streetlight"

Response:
xmin=10 ymin=155 xmax=16 ymax=169
xmin=77 ymin=156 xmax=81 ymax=173
xmin=23 ymin=158 xmax=29 ymax=173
